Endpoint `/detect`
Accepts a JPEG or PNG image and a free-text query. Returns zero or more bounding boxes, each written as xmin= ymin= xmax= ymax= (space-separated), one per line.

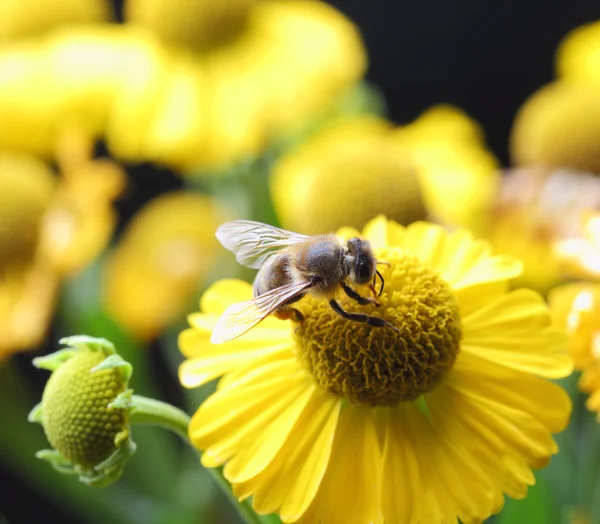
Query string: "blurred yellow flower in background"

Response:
xmin=555 ymin=213 xmax=600 ymax=281
xmin=0 ymin=25 xmax=172 ymax=159
xmin=180 ymin=217 xmax=571 ymax=524
xmin=556 ymin=20 xmax=600 ymax=84
xmin=116 ymin=0 xmax=367 ymax=170
xmin=0 ymin=138 xmax=124 ymax=358
xmin=270 ymin=116 xmax=427 ymax=234
xmin=393 ymin=105 xmax=501 ymax=236
xmin=0 ymin=0 xmax=366 ymax=172
xmin=550 ymin=283 xmax=600 ymax=415
xmin=510 ymin=81 xmax=600 ymax=173
xmin=511 ymin=21 xmax=600 ymax=173
xmin=270 ymin=105 xmax=499 ymax=236
xmin=103 ymin=192 xmax=230 ymax=341
xmin=486 ymin=168 xmax=600 ymax=293
xmin=0 ymin=0 xmax=112 ymax=43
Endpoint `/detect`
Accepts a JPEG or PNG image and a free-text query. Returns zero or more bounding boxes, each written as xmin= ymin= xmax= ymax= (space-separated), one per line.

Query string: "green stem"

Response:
xmin=129 ymin=395 xmax=190 ymax=440
xmin=129 ymin=395 xmax=264 ymax=524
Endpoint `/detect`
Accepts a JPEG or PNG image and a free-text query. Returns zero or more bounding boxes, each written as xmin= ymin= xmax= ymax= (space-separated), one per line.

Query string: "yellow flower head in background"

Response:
xmin=486 ymin=168 xmax=600 ymax=293
xmin=0 ymin=137 xmax=124 ymax=358
xmin=115 ymin=0 xmax=367 ymax=170
xmin=103 ymin=192 xmax=230 ymax=341
xmin=0 ymin=1 xmax=365 ymax=172
xmin=556 ymin=20 xmax=600 ymax=84
xmin=510 ymin=81 xmax=600 ymax=173
xmin=270 ymin=116 xmax=427 ymax=235
xmin=180 ymin=216 xmax=572 ymax=524
xmin=0 ymin=0 xmax=112 ymax=43
xmin=393 ymin=105 xmax=501 ymax=236
xmin=550 ymin=284 xmax=600 ymax=416
xmin=0 ymin=25 xmax=172 ymax=159
xmin=511 ymin=21 xmax=600 ymax=173
xmin=270 ymin=106 xmax=500 ymax=237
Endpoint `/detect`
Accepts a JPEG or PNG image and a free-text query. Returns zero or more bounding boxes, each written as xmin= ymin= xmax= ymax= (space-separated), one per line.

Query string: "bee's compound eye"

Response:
xmin=354 ymin=253 xmax=373 ymax=284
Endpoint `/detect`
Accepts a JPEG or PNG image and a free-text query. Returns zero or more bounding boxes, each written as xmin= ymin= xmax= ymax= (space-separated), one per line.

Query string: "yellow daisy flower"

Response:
xmin=179 ymin=216 xmax=572 ymax=523
xmin=103 ymin=191 xmax=229 ymax=341
xmin=550 ymin=283 xmax=600 ymax=415
xmin=0 ymin=140 xmax=124 ymax=358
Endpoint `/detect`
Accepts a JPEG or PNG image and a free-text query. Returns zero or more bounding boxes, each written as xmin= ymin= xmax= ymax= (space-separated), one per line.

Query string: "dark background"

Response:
xmin=2 ymin=1 xmax=600 ymax=523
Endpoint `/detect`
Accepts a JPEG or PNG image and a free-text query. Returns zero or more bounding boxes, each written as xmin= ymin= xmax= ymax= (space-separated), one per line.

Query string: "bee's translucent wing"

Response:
xmin=210 ymin=280 xmax=313 ymax=344
xmin=216 ymin=220 xmax=310 ymax=269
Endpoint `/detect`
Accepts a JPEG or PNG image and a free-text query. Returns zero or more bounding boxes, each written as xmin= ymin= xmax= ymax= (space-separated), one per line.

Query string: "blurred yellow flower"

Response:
xmin=0 ymin=1 xmax=365 ymax=172
xmin=487 ymin=168 xmax=600 ymax=293
xmin=271 ymin=106 xmax=500 ymax=236
xmin=510 ymin=81 xmax=600 ymax=173
xmin=555 ymin=212 xmax=600 ymax=281
xmin=0 ymin=141 xmax=124 ymax=358
xmin=270 ymin=116 xmax=426 ymax=234
xmin=0 ymin=0 xmax=112 ymax=43
xmin=180 ymin=217 xmax=572 ymax=524
xmin=556 ymin=20 xmax=600 ymax=84
xmin=103 ymin=192 xmax=230 ymax=341
xmin=114 ymin=0 xmax=367 ymax=170
xmin=550 ymin=283 xmax=600 ymax=415
xmin=0 ymin=25 xmax=171 ymax=159
xmin=392 ymin=105 xmax=501 ymax=235
xmin=512 ymin=21 xmax=600 ymax=173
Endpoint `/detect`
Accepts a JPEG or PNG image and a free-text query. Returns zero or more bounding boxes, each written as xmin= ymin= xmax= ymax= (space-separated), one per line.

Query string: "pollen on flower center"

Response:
xmin=292 ymin=247 xmax=462 ymax=406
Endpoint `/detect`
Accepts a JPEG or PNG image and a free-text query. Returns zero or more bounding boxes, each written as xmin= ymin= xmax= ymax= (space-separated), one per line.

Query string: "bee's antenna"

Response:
xmin=377 ymin=261 xmax=391 ymax=267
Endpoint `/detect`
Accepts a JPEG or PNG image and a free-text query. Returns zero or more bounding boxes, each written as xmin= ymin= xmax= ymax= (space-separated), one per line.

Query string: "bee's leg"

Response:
xmin=274 ymin=308 xmax=305 ymax=322
xmin=341 ymin=283 xmax=380 ymax=307
xmin=329 ymin=300 xmax=399 ymax=332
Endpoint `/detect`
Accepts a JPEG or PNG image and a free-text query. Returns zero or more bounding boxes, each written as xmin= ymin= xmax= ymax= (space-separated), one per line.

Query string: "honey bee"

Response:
xmin=211 ymin=220 xmax=398 ymax=344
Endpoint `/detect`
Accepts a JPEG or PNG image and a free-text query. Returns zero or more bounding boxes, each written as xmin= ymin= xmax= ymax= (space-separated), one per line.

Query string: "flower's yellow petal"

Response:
xmin=403 ymin=403 xmax=503 ymax=523
xmin=179 ymin=337 xmax=290 ymax=388
xmin=232 ymin=388 xmax=341 ymax=520
xmin=179 ymin=318 xmax=290 ymax=357
xmin=382 ymin=403 xmax=468 ymax=524
xmin=402 ymin=221 xmax=447 ymax=267
xmin=463 ymin=288 xmax=548 ymax=330
xmin=451 ymin=352 xmax=572 ymax=433
xmin=224 ymin=383 xmax=315 ymax=483
xmin=400 ymin=222 xmax=522 ymax=292
xmin=425 ymin=386 xmax=535 ymax=501
xmin=298 ymin=404 xmax=382 ymax=524
xmin=429 ymin=382 xmax=556 ymax=472
xmin=362 ymin=215 xmax=406 ymax=250
xmin=190 ymin=358 xmax=308 ymax=464
xmin=200 ymin=279 xmax=253 ymax=315
xmin=461 ymin=289 xmax=573 ymax=378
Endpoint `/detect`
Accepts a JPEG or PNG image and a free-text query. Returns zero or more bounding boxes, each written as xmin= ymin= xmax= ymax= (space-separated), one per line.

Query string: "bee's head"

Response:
xmin=344 ymin=237 xmax=377 ymax=285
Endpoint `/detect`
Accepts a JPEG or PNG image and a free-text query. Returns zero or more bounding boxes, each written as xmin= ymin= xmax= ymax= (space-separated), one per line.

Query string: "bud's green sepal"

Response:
xmin=29 ymin=336 xmax=136 ymax=488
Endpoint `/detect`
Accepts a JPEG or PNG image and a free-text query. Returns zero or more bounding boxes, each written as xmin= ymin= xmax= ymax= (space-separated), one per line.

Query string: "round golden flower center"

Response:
xmin=127 ymin=0 xmax=257 ymax=50
xmin=292 ymin=247 xmax=462 ymax=406
xmin=41 ymin=350 xmax=128 ymax=469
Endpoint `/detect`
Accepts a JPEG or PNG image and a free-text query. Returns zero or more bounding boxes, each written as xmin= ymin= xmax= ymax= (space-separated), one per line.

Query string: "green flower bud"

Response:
xmin=29 ymin=336 xmax=136 ymax=488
